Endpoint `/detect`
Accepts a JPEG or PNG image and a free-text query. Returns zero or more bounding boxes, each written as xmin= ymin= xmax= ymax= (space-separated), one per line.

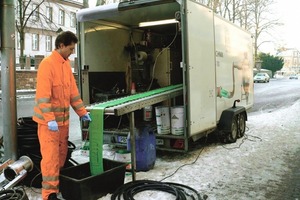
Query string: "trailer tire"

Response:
xmin=237 ymin=113 xmax=246 ymax=138
xmin=226 ymin=117 xmax=238 ymax=143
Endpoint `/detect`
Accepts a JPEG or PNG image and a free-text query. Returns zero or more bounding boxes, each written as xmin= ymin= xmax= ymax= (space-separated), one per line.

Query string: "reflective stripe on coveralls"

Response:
xmin=38 ymin=124 xmax=69 ymax=200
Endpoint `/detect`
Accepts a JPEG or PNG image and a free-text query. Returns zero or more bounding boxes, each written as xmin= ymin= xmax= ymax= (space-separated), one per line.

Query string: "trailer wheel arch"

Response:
xmin=218 ymin=107 xmax=247 ymax=143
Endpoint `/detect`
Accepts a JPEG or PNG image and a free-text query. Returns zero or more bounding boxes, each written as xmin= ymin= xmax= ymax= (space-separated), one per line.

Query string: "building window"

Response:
xmin=59 ymin=9 xmax=65 ymax=25
xmin=46 ymin=36 xmax=52 ymax=52
xmin=293 ymin=58 xmax=298 ymax=66
xmin=70 ymin=12 xmax=76 ymax=27
xmin=32 ymin=34 xmax=39 ymax=51
xmin=32 ymin=3 xmax=39 ymax=21
xmin=46 ymin=6 xmax=52 ymax=22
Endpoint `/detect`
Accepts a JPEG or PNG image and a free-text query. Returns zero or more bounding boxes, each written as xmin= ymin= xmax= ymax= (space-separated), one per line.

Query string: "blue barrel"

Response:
xmin=127 ymin=126 xmax=156 ymax=171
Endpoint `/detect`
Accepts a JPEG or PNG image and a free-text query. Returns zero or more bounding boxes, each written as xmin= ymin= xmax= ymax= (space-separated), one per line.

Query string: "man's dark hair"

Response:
xmin=55 ymin=31 xmax=78 ymax=49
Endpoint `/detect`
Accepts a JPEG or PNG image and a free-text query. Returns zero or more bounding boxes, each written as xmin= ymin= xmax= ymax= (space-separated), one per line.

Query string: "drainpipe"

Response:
xmin=0 ymin=0 xmax=18 ymax=161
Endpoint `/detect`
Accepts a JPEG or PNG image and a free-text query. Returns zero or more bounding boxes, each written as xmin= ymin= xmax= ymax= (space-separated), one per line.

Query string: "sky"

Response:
xmin=87 ymin=0 xmax=299 ymax=54
xmin=259 ymin=0 xmax=300 ymax=54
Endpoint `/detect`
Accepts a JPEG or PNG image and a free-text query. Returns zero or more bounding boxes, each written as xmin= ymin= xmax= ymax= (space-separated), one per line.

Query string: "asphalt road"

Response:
xmin=249 ymin=77 xmax=300 ymax=114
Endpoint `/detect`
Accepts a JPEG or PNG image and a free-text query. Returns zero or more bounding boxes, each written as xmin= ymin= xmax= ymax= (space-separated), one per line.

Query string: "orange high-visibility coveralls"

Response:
xmin=33 ymin=50 xmax=87 ymax=200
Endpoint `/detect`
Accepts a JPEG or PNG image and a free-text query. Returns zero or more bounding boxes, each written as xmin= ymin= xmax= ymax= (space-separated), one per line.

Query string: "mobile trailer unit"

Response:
xmin=76 ymin=0 xmax=254 ymax=153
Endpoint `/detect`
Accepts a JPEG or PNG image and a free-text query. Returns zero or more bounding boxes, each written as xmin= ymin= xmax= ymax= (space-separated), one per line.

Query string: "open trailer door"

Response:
xmin=185 ymin=1 xmax=217 ymax=139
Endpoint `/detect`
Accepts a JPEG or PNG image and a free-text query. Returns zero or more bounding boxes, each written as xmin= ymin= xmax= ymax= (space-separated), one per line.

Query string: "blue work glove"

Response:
xmin=82 ymin=113 xmax=92 ymax=122
xmin=48 ymin=120 xmax=58 ymax=131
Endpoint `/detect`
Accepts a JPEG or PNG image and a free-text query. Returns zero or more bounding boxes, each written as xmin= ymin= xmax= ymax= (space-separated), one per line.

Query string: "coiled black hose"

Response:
xmin=0 ymin=189 xmax=28 ymax=200
xmin=111 ymin=180 xmax=203 ymax=200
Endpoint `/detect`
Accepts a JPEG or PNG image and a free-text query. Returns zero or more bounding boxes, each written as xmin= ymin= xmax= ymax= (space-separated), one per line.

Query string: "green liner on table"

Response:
xmin=89 ymin=84 xmax=183 ymax=175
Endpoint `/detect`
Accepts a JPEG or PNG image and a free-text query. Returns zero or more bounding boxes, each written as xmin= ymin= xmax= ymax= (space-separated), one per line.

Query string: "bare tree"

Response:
xmin=238 ymin=0 xmax=251 ymax=30
xmin=15 ymin=0 xmax=85 ymax=69
xmin=16 ymin=0 xmax=45 ymax=68
xmin=83 ymin=0 xmax=89 ymax=8
xmin=96 ymin=0 xmax=106 ymax=6
xmin=197 ymin=0 xmax=280 ymax=59
xmin=247 ymin=0 xmax=281 ymax=58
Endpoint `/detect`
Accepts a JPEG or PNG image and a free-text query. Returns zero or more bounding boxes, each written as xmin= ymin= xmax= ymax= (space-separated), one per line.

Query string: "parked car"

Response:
xmin=273 ymin=74 xmax=284 ymax=79
xmin=289 ymin=74 xmax=298 ymax=80
xmin=254 ymin=73 xmax=270 ymax=83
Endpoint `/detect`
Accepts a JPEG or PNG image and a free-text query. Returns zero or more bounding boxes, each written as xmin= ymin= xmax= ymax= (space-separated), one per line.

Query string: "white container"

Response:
xmin=171 ymin=106 xmax=184 ymax=135
xmin=103 ymin=144 xmax=116 ymax=160
xmin=114 ymin=150 xmax=131 ymax=170
xmin=155 ymin=106 xmax=170 ymax=134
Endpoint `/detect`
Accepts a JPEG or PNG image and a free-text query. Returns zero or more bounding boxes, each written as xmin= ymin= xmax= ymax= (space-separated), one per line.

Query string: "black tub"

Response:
xmin=60 ymin=159 xmax=126 ymax=200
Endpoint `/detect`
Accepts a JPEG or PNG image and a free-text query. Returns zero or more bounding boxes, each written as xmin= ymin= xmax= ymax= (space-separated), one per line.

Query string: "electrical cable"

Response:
xmin=29 ymin=170 xmax=42 ymax=194
xmin=112 ymin=123 xmax=260 ymax=199
xmin=159 ymin=136 xmax=208 ymax=182
xmin=221 ymin=126 xmax=262 ymax=150
xmin=243 ymin=126 xmax=262 ymax=142
xmin=111 ymin=180 xmax=203 ymax=200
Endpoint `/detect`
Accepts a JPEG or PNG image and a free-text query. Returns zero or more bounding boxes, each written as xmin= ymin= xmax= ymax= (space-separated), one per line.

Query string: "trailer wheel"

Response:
xmin=237 ymin=113 xmax=246 ymax=138
xmin=226 ymin=117 xmax=238 ymax=143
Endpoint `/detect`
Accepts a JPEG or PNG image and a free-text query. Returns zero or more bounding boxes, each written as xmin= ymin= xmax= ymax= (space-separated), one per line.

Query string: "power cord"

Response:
xmin=159 ymin=136 xmax=208 ymax=182
xmin=221 ymin=126 xmax=262 ymax=150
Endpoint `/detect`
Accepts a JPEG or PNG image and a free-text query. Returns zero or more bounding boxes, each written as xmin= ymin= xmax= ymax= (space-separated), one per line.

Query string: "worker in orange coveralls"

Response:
xmin=33 ymin=31 xmax=91 ymax=200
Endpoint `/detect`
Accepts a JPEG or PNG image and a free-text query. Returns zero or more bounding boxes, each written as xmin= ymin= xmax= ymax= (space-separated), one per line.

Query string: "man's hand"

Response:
xmin=48 ymin=120 xmax=58 ymax=131
xmin=82 ymin=113 xmax=92 ymax=122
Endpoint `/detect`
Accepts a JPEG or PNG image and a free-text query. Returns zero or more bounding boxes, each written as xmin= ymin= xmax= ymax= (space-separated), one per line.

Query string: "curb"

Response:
xmin=0 ymin=90 xmax=36 ymax=98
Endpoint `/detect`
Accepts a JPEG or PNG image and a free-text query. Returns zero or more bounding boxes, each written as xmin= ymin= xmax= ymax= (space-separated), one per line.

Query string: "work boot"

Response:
xmin=48 ymin=193 xmax=59 ymax=200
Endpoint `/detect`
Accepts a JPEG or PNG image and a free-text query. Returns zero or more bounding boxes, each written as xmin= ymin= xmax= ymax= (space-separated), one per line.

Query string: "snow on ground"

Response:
xmin=23 ymin=99 xmax=300 ymax=199
xmin=100 ymin=99 xmax=300 ymax=200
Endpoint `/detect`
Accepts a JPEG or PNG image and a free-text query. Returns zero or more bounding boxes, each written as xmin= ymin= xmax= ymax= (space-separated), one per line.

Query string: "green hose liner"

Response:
xmin=89 ymin=84 xmax=183 ymax=175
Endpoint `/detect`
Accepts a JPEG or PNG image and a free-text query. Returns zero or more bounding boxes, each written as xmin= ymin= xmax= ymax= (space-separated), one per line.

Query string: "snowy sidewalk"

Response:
xmin=23 ymin=100 xmax=300 ymax=200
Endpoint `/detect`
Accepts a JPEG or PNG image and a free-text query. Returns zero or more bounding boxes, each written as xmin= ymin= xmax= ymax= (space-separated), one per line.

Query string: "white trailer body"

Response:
xmin=76 ymin=0 xmax=254 ymax=152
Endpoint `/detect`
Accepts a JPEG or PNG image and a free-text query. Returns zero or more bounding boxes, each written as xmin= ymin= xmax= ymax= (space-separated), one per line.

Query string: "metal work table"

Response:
xmin=86 ymin=84 xmax=183 ymax=180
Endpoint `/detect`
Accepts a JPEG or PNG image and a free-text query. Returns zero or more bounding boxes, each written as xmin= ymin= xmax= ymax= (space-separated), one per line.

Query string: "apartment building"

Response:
xmin=277 ymin=48 xmax=300 ymax=74
xmin=15 ymin=0 xmax=84 ymax=69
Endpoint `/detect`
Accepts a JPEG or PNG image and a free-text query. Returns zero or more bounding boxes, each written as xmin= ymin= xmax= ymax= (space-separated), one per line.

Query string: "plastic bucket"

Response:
xmin=171 ymin=106 xmax=184 ymax=135
xmin=155 ymin=106 xmax=170 ymax=134
xmin=114 ymin=150 xmax=131 ymax=170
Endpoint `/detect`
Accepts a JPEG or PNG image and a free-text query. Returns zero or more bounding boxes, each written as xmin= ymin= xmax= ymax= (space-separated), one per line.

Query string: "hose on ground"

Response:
xmin=0 ymin=189 xmax=28 ymax=200
xmin=111 ymin=180 xmax=203 ymax=200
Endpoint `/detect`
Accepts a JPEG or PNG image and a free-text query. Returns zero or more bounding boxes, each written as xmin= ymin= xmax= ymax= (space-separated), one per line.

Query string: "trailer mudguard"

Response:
xmin=218 ymin=106 xmax=247 ymax=132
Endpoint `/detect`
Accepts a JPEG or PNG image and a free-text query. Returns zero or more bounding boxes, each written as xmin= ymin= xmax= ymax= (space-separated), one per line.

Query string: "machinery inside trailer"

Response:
xmin=78 ymin=1 xmax=187 ymax=152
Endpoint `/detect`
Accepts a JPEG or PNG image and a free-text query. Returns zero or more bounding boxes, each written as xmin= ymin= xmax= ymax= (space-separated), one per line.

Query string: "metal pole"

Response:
xmin=3 ymin=170 xmax=27 ymax=190
xmin=129 ymin=112 xmax=136 ymax=181
xmin=0 ymin=0 xmax=18 ymax=161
